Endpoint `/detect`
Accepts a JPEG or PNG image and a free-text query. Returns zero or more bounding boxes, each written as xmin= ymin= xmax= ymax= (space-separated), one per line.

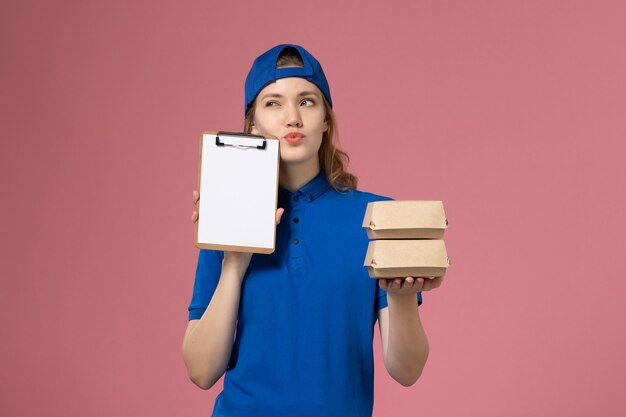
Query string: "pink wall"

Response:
xmin=2 ymin=1 xmax=625 ymax=416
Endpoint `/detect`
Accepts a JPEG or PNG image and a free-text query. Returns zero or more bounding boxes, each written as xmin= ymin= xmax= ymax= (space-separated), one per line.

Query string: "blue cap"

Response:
xmin=244 ymin=44 xmax=333 ymax=115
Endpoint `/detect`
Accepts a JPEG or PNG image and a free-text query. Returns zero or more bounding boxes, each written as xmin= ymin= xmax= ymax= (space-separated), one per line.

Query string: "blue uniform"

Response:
xmin=188 ymin=170 xmax=422 ymax=417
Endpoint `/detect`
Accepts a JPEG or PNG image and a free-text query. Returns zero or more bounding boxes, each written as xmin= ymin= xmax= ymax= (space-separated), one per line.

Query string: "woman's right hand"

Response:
xmin=192 ymin=190 xmax=285 ymax=275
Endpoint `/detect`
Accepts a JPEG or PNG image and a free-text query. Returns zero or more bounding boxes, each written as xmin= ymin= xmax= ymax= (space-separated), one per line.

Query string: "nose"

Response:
xmin=285 ymin=104 xmax=302 ymax=128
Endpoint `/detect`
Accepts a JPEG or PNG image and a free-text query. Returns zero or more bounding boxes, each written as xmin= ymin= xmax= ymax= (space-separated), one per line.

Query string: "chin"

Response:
xmin=280 ymin=151 xmax=317 ymax=164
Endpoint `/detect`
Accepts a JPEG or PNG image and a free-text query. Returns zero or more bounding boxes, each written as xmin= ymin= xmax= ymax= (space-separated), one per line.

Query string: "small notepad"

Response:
xmin=195 ymin=131 xmax=280 ymax=254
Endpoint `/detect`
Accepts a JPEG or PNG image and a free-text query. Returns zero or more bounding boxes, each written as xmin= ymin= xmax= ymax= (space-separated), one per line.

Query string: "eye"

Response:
xmin=301 ymin=98 xmax=315 ymax=106
xmin=265 ymin=100 xmax=279 ymax=107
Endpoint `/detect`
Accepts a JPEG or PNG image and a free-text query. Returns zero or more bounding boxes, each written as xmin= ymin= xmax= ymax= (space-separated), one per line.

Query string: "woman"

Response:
xmin=182 ymin=44 xmax=442 ymax=417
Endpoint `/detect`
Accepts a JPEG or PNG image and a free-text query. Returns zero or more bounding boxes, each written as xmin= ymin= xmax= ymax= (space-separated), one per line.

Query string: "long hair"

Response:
xmin=243 ymin=48 xmax=358 ymax=192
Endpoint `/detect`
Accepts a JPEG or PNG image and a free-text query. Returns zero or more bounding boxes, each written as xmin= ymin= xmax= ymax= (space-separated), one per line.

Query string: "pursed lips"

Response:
xmin=283 ymin=132 xmax=304 ymax=140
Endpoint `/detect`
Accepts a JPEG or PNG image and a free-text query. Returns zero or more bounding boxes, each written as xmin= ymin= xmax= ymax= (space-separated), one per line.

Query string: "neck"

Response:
xmin=279 ymin=158 xmax=321 ymax=192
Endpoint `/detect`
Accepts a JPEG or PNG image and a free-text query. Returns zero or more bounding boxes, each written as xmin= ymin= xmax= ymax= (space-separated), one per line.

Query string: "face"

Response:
xmin=250 ymin=77 xmax=329 ymax=166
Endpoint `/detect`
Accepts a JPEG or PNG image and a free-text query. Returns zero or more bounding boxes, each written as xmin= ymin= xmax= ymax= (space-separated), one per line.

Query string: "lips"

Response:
xmin=284 ymin=132 xmax=304 ymax=140
xmin=283 ymin=132 xmax=304 ymax=144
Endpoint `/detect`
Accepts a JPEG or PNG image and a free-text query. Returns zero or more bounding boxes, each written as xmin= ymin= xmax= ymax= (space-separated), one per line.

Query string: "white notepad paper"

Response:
xmin=195 ymin=132 xmax=280 ymax=254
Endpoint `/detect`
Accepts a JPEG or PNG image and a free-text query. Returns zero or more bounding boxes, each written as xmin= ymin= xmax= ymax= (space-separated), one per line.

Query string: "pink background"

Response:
xmin=2 ymin=1 xmax=625 ymax=416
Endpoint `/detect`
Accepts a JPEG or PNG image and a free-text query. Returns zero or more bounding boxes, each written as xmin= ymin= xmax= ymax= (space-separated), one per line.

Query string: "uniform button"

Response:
xmin=293 ymin=218 xmax=299 ymax=223
xmin=293 ymin=196 xmax=299 ymax=202
xmin=308 ymin=195 xmax=314 ymax=201
xmin=293 ymin=239 xmax=299 ymax=244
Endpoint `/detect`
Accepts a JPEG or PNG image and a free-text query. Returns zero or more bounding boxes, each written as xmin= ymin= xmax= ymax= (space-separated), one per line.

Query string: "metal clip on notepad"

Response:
xmin=215 ymin=131 xmax=267 ymax=150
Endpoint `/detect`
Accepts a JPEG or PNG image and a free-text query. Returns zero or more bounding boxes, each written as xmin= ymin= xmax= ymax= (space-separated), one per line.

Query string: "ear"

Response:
xmin=250 ymin=122 xmax=259 ymax=135
xmin=323 ymin=119 xmax=329 ymax=133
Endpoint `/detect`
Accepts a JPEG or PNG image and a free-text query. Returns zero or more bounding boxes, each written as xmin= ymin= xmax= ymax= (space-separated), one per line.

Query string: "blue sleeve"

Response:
xmin=376 ymin=284 xmax=423 ymax=310
xmin=187 ymin=249 xmax=224 ymax=320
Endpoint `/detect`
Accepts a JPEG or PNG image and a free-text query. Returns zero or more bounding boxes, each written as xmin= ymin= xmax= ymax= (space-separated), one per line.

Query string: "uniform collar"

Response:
xmin=278 ymin=170 xmax=330 ymax=206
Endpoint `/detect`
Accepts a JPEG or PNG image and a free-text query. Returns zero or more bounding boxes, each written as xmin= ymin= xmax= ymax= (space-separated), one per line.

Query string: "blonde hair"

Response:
xmin=243 ymin=48 xmax=358 ymax=192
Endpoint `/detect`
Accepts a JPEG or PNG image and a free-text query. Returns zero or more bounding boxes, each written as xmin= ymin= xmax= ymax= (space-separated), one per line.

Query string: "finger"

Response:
xmin=193 ymin=190 xmax=199 ymax=206
xmin=423 ymin=276 xmax=443 ymax=291
xmin=276 ymin=208 xmax=284 ymax=225
xmin=422 ymin=278 xmax=431 ymax=291
xmin=379 ymin=279 xmax=388 ymax=290
xmin=392 ymin=278 xmax=402 ymax=291
xmin=416 ymin=277 xmax=424 ymax=290
xmin=191 ymin=211 xmax=198 ymax=224
xmin=402 ymin=277 xmax=414 ymax=291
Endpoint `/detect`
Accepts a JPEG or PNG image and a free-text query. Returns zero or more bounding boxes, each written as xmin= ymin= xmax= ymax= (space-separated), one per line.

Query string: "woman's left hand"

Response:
xmin=378 ymin=276 xmax=443 ymax=295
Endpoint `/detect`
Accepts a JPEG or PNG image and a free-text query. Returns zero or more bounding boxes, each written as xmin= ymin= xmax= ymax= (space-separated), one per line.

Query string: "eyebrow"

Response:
xmin=260 ymin=91 xmax=321 ymax=100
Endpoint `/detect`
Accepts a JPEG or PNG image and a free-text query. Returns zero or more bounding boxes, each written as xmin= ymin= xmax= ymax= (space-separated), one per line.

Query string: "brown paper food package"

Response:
xmin=362 ymin=200 xmax=448 ymax=239
xmin=363 ymin=239 xmax=451 ymax=279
